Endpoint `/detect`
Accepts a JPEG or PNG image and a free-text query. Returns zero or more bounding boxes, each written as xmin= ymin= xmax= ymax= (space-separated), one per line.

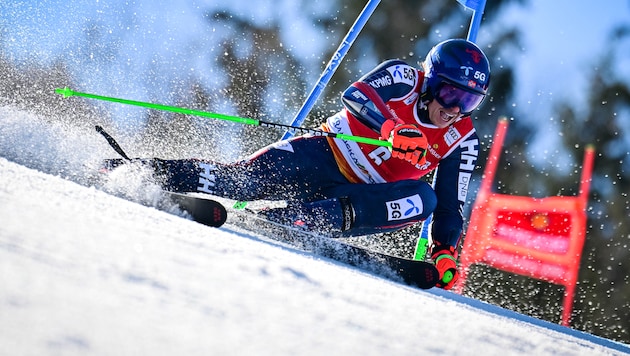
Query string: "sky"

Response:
xmin=1 ymin=106 xmax=629 ymax=355
xmin=505 ymin=0 xmax=630 ymax=117
xmin=2 ymin=0 xmax=629 ymax=118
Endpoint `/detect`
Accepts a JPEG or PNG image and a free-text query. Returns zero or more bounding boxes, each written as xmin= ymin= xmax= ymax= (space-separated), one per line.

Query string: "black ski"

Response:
xmin=228 ymin=209 xmax=440 ymax=289
xmin=166 ymin=192 xmax=228 ymax=228
xmin=95 ymin=125 xmax=228 ymax=228
xmin=318 ymin=237 xmax=440 ymax=289
xmin=95 ymin=125 xmax=437 ymax=288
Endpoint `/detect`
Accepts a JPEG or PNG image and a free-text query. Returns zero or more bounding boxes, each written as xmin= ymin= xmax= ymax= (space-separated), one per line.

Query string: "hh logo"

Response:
xmin=386 ymin=194 xmax=423 ymax=221
xmin=197 ymin=162 xmax=216 ymax=194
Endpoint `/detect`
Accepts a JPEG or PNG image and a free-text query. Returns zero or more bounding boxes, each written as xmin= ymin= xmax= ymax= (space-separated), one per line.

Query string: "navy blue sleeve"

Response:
xmin=341 ymin=59 xmax=417 ymax=131
xmin=356 ymin=59 xmax=417 ymax=100
xmin=431 ymin=132 xmax=480 ymax=249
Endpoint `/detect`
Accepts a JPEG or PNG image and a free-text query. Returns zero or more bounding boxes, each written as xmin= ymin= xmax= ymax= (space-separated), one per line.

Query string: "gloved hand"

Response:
xmin=431 ymin=243 xmax=459 ymax=290
xmin=380 ymin=120 xmax=428 ymax=166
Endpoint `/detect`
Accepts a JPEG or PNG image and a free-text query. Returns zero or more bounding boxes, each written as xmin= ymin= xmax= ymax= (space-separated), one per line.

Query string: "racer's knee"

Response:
xmin=338 ymin=180 xmax=436 ymax=236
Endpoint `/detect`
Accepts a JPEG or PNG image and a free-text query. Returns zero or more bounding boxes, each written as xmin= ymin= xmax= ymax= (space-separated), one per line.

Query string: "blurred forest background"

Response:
xmin=1 ymin=0 xmax=629 ymax=343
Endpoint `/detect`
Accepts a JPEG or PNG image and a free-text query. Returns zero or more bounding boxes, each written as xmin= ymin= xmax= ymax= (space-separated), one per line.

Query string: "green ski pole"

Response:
xmin=55 ymin=87 xmax=391 ymax=148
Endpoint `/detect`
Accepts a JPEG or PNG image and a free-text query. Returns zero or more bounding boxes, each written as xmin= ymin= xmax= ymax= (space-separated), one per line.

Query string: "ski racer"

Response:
xmin=106 ymin=39 xmax=491 ymax=290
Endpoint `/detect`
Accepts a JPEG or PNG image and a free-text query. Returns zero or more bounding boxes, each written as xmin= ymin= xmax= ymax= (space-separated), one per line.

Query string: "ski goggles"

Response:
xmin=434 ymin=82 xmax=485 ymax=115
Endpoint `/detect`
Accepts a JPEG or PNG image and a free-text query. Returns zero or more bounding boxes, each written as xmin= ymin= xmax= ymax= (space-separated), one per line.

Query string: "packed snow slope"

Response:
xmin=1 ymin=107 xmax=630 ymax=355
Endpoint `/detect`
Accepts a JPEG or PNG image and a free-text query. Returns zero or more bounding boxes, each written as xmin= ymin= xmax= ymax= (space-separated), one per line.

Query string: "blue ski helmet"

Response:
xmin=423 ymin=39 xmax=490 ymax=115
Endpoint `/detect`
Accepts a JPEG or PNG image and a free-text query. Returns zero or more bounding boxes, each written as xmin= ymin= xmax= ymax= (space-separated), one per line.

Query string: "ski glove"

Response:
xmin=380 ymin=120 xmax=428 ymax=166
xmin=431 ymin=243 xmax=459 ymax=290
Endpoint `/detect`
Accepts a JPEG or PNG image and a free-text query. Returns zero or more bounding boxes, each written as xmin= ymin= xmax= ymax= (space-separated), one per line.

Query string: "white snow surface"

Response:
xmin=1 ymin=108 xmax=630 ymax=356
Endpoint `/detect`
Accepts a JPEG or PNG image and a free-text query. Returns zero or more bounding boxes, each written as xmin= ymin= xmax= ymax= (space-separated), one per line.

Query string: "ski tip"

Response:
xmin=168 ymin=193 xmax=228 ymax=228
xmin=406 ymin=262 xmax=440 ymax=290
xmin=208 ymin=204 xmax=228 ymax=227
xmin=423 ymin=265 xmax=440 ymax=289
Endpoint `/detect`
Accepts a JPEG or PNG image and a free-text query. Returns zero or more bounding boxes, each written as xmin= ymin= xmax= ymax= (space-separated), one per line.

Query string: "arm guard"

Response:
xmin=341 ymin=83 xmax=394 ymax=132
xmin=341 ymin=59 xmax=416 ymax=132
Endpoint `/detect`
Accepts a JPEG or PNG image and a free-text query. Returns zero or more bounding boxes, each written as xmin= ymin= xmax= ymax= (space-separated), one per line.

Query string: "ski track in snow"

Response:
xmin=1 ymin=107 xmax=629 ymax=355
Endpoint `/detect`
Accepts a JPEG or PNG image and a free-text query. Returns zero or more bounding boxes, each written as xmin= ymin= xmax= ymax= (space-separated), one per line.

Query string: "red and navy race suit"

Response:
xmin=151 ymin=59 xmax=478 ymax=247
xmin=323 ymin=59 xmax=479 ymax=247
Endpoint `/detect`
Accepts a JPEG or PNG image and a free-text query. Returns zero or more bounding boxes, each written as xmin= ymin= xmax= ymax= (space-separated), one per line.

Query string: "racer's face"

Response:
xmin=427 ymin=99 xmax=462 ymax=128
